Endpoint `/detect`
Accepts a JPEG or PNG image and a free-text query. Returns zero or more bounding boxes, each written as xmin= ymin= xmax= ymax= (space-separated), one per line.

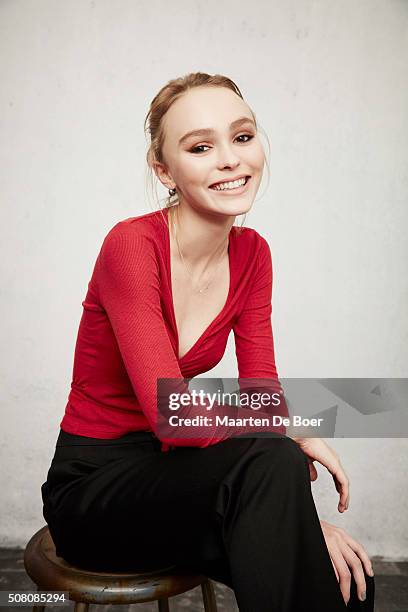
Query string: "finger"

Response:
xmin=309 ymin=461 xmax=318 ymax=481
xmin=329 ymin=549 xmax=351 ymax=605
xmin=341 ymin=545 xmax=367 ymax=602
xmin=333 ymin=469 xmax=349 ymax=509
xmin=318 ymin=448 xmax=349 ymax=511
xmin=332 ymin=468 xmax=350 ymax=511
xmin=330 ymin=554 xmax=340 ymax=582
xmin=341 ymin=531 xmax=374 ymax=577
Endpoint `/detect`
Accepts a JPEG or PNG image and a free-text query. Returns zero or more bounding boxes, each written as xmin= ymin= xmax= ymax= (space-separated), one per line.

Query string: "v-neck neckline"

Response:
xmin=163 ymin=206 xmax=234 ymax=362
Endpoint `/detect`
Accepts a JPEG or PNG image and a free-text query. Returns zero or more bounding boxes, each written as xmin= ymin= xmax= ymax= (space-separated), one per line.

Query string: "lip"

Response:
xmin=209 ymin=176 xmax=252 ymax=195
xmin=209 ymin=174 xmax=251 ymax=188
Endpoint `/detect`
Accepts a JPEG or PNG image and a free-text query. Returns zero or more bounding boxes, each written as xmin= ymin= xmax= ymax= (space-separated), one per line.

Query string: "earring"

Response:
xmin=168 ymin=187 xmax=177 ymax=197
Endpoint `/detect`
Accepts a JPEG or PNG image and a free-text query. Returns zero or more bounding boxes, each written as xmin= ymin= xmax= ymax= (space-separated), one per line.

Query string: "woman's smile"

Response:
xmin=208 ymin=175 xmax=252 ymax=195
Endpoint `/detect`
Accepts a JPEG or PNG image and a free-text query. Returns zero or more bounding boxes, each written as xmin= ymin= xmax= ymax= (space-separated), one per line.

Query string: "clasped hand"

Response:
xmin=292 ymin=437 xmax=374 ymax=605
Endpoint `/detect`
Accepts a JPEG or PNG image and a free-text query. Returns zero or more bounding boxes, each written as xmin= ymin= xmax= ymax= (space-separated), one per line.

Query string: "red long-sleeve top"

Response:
xmin=60 ymin=207 xmax=286 ymax=449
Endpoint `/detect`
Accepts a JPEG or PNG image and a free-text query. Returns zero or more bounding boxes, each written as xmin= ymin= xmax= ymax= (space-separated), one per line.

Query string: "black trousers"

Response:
xmin=41 ymin=429 xmax=375 ymax=612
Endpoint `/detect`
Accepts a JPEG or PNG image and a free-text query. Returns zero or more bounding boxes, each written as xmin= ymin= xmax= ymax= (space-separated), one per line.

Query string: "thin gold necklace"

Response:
xmin=170 ymin=206 xmax=229 ymax=294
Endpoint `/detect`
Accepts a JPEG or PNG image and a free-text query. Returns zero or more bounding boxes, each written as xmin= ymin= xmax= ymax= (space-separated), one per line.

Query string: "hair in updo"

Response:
xmin=144 ymin=72 xmax=271 ymax=231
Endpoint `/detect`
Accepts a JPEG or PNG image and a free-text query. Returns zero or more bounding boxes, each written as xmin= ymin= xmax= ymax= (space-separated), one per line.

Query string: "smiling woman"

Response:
xmin=40 ymin=72 xmax=375 ymax=612
xmin=155 ymin=90 xmax=264 ymax=224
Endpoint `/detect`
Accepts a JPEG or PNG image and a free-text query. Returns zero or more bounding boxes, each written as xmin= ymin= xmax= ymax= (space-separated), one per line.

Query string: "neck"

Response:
xmin=169 ymin=203 xmax=234 ymax=269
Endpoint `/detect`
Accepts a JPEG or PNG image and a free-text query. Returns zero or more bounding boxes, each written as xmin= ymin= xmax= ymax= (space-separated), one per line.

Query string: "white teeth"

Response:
xmin=211 ymin=177 xmax=247 ymax=191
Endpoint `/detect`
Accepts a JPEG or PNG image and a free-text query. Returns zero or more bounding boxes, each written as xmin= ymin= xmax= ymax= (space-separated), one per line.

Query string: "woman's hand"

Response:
xmin=320 ymin=520 xmax=374 ymax=605
xmin=291 ymin=437 xmax=350 ymax=513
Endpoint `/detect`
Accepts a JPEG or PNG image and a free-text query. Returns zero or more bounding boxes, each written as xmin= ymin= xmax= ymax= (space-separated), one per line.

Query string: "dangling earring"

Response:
xmin=168 ymin=187 xmax=177 ymax=197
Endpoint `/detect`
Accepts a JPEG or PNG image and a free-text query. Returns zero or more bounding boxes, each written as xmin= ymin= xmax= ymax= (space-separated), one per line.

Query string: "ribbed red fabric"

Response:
xmin=60 ymin=207 xmax=285 ymax=449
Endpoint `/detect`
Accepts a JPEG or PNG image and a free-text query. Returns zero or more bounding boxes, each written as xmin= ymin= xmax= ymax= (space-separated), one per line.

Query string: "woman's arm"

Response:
xmin=233 ymin=235 xmax=279 ymax=380
xmin=233 ymin=234 xmax=289 ymax=421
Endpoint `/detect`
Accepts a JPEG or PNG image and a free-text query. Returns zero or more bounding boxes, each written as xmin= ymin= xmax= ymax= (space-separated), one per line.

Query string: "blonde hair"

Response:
xmin=143 ymin=72 xmax=271 ymax=232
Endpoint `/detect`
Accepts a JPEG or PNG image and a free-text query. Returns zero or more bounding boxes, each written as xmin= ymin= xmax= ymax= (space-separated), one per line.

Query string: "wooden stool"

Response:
xmin=24 ymin=526 xmax=218 ymax=611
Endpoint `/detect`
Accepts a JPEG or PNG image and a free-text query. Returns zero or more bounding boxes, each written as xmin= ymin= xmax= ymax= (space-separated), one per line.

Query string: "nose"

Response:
xmin=216 ymin=142 xmax=241 ymax=170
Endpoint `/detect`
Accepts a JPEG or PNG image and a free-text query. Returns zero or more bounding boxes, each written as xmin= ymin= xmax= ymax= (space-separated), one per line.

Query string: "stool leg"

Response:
xmin=74 ymin=604 xmax=89 ymax=612
xmin=157 ymin=599 xmax=170 ymax=612
xmin=201 ymin=579 xmax=218 ymax=612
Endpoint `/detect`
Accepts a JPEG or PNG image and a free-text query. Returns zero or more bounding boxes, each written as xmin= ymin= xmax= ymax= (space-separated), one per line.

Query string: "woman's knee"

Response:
xmin=215 ymin=436 xmax=310 ymax=523
xmin=245 ymin=435 xmax=310 ymax=482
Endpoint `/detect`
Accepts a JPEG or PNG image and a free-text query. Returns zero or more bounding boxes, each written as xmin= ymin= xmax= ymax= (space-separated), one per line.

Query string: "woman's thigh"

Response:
xmin=42 ymin=431 xmax=295 ymax=572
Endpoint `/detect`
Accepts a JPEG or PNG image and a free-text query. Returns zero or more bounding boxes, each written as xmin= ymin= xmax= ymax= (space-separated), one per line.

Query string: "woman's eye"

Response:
xmin=190 ymin=144 xmax=211 ymax=154
xmin=236 ymin=133 xmax=254 ymax=143
xmin=189 ymin=133 xmax=255 ymax=154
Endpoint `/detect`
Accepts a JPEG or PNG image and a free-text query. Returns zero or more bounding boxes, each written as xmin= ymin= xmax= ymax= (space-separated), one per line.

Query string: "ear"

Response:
xmin=151 ymin=160 xmax=175 ymax=191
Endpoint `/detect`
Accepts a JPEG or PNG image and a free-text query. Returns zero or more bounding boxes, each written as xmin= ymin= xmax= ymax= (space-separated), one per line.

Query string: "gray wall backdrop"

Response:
xmin=1 ymin=0 xmax=407 ymax=558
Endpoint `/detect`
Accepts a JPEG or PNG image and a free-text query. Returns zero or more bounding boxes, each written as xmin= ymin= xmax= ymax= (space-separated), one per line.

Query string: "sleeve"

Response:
xmin=233 ymin=235 xmax=289 ymax=426
xmin=97 ymin=227 xmax=286 ymax=448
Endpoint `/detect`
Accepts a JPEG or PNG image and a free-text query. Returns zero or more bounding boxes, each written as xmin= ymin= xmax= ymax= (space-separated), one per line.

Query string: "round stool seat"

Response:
xmin=24 ymin=526 xmax=217 ymax=610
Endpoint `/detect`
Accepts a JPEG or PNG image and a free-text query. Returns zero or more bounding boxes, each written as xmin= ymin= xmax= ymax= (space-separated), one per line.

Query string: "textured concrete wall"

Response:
xmin=1 ymin=0 xmax=407 ymax=557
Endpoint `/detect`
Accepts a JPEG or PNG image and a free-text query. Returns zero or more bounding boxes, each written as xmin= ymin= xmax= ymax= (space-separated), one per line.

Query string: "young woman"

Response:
xmin=41 ymin=72 xmax=375 ymax=611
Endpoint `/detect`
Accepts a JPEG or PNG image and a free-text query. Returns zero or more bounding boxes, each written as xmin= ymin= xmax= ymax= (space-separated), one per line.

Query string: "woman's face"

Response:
xmin=156 ymin=86 xmax=266 ymax=219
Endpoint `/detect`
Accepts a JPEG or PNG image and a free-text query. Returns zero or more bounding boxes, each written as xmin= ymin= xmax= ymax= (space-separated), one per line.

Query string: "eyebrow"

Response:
xmin=178 ymin=116 xmax=256 ymax=146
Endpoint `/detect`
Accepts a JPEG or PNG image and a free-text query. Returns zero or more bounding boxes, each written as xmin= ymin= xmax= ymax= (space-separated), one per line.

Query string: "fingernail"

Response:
xmin=359 ymin=591 xmax=366 ymax=601
xmin=368 ymin=568 xmax=375 ymax=577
